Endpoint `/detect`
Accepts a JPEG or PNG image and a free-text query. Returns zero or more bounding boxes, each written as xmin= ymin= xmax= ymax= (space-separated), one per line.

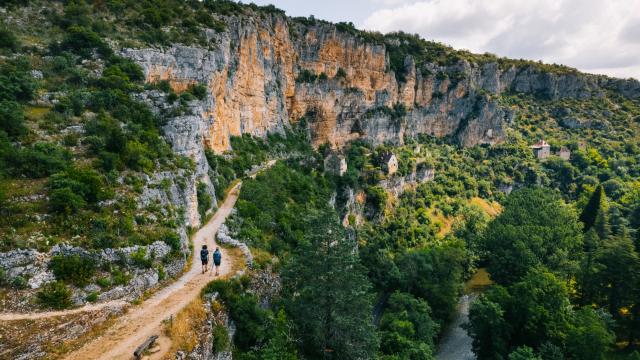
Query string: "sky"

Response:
xmin=249 ymin=0 xmax=640 ymax=80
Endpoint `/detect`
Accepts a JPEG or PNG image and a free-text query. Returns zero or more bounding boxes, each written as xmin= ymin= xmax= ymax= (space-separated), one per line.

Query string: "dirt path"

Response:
xmin=62 ymin=182 xmax=242 ymax=360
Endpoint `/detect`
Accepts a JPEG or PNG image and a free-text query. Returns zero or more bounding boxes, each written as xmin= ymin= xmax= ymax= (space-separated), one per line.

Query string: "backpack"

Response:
xmin=213 ymin=250 xmax=222 ymax=264
xmin=200 ymin=249 xmax=209 ymax=261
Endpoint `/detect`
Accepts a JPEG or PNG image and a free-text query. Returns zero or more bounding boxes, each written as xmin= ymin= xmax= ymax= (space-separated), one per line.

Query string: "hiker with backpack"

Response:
xmin=200 ymin=245 xmax=209 ymax=274
xmin=213 ymin=247 xmax=222 ymax=276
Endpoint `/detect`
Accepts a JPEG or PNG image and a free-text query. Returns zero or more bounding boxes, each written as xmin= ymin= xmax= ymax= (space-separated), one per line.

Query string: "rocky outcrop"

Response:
xmin=378 ymin=166 xmax=436 ymax=198
xmin=217 ymin=222 xmax=253 ymax=269
xmin=135 ymin=90 xmax=216 ymax=229
xmin=123 ymin=12 xmax=637 ymax=156
xmin=0 ymin=241 xmax=176 ymax=300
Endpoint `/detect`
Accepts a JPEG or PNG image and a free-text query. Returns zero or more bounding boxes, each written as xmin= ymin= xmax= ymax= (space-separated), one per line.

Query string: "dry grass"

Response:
xmin=468 ymin=197 xmax=502 ymax=217
xmin=464 ymin=268 xmax=493 ymax=294
xmin=428 ymin=206 xmax=455 ymax=238
xmin=220 ymin=245 xmax=247 ymax=277
xmin=163 ymin=297 xmax=207 ymax=356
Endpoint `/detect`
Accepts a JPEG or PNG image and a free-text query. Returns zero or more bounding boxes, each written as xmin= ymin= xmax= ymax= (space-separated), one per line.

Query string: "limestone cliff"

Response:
xmin=123 ymin=12 xmax=639 ymax=154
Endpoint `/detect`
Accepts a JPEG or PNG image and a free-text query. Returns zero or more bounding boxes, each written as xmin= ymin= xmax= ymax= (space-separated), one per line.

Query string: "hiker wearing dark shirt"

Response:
xmin=200 ymin=245 xmax=209 ymax=274
xmin=213 ymin=247 xmax=222 ymax=276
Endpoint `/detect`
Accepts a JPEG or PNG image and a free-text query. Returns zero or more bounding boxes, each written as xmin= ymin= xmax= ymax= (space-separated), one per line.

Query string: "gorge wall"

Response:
xmin=124 ymin=12 xmax=639 ymax=154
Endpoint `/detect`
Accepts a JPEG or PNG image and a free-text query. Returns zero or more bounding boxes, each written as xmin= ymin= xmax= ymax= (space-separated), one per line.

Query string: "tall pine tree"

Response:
xmin=283 ymin=206 xmax=378 ymax=359
xmin=579 ymin=185 xmax=608 ymax=235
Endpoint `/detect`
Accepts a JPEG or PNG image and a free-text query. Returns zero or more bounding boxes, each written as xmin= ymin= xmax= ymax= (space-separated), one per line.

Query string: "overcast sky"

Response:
xmin=249 ymin=0 xmax=640 ymax=80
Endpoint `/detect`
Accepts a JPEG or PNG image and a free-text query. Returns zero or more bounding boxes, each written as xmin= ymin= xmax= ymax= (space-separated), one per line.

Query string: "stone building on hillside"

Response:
xmin=558 ymin=147 xmax=571 ymax=160
xmin=380 ymin=152 xmax=398 ymax=175
xmin=531 ymin=140 xmax=551 ymax=159
xmin=324 ymin=153 xmax=347 ymax=176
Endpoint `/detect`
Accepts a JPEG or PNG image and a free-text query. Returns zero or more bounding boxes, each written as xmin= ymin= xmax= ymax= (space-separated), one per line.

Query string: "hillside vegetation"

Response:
xmin=0 ymin=1 xmax=639 ymax=360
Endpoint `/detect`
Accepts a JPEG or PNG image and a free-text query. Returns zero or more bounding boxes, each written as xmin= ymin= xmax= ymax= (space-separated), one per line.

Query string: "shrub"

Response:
xmin=162 ymin=231 xmax=182 ymax=253
xmin=197 ymin=182 xmax=212 ymax=220
xmin=212 ymin=323 xmax=230 ymax=352
xmin=187 ymin=83 xmax=207 ymax=100
xmin=37 ymin=281 xmax=72 ymax=309
xmin=11 ymin=275 xmax=28 ymax=289
xmin=7 ymin=142 xmax=71 ymax=178
xmin=49 ymin=187 xmax=86 ymax=214
xmin=131 ymin=247 xmax=152 ymax=268
xmin=111 ymin=267 xmax=131 ymax=286
xmin=0 ymin=57 xmax=37 ymax=102
xmin=96 ymin=277 xmax=111 ymax=288
xmin=85 ymin=291 xmax=98 ymax=302
xmin=336 ymin=67 xmax=347 ymax=79
xmin=59 ymin=25 xmax=112 ymax=58
xmin=0 ymin=100 xmax=26 ymax=138
xmin=0 ymin=27 xmax=19 ymax=52
xmin=296 ymin=69 xmax=318 ymax=83
xmin=365 ymin=185 xmax=388 ymax=215
xmin=49 ymin=254 xmax=96 ymax=286
xmin=49 ymin=166 xmax=108 ymax=204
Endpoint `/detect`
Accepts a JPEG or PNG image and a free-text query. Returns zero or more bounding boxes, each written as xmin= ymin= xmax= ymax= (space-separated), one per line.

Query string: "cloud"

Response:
xmin=362 ymin=0 xmax=640 ymax=79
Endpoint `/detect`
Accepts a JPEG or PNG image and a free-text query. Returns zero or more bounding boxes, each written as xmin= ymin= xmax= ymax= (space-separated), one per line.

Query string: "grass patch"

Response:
xmin=468 ymin=197 xmax=502 ymax=217
xmin=464 ymin=267 xmax=493 ymax=294
xmin=164 ymin=297 xmax=207 ymax=354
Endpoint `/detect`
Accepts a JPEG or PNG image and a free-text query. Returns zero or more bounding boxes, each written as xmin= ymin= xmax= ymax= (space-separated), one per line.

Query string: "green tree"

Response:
xmin=283 ymin=207 xmax=378 ymax=359
xmin=509 ymin=346 xmax=541 ymax=360
xmin=468 ymin=271 xmax=573 ymax=359
xmin=0 ymin=100 xmax=26 ymax=138
xmin=245 ymin=310 xmax=298 ymax=360
xmin=483 ymin=188 xmax=583 ymax=285
xmin=397 ymin=244 xmax=466 ymax=324
xmin=37 ymin=281 xmax=73 ymax=309
xmin=579 ymin=185 xmax=607 ymax=235
xmin=49 ymin=254 xmax=96 ymax=286
xmin=378 ymin=291 xmax=439 ymax=359
xmin=576 ymin=229 xmax=603 ymax=306
xmin=0 ymin=26 xmax=19 ymax=52
xmin=49 ymin=187 xmax=86 ymax=214
xmin=197 ymin=182 xmax=212 ymax=220
xmin=565 ymin=308 xmax=614 ymax=360
xmin=467 ymin=287 xmax=510 ymax=360
xmin=595 ymin=234 xmax=640 ymax=344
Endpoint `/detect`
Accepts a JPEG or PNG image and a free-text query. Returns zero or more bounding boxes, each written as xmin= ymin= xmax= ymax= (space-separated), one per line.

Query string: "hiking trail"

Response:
xmin=1 ymin=160 xmax=276 ymax=359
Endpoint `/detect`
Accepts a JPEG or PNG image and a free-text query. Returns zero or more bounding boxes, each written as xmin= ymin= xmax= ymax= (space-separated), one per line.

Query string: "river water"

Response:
xmin=435 ymin=293 xmax=477 ymax=360
xmin=435 ymin=268 xmax=492 ymax=360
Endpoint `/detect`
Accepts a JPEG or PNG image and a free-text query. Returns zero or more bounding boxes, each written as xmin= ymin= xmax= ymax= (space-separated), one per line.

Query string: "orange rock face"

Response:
xmin=128 ymin=14 xmax=510 ymax=154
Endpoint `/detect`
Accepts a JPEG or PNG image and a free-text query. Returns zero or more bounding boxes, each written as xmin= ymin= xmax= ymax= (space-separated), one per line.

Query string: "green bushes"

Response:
xmin=0 ymin=100 xmax=26 ymax=138
xmin=365 ymin=185 xmax=387 ymax=215
xmin=49 ymin=187 xmax=86 ymax=215
xmin=49 ymin=254 xmax=96 ymax=286
xmin=58 ymin=25 xmax=112 ymax=59
xmin=295 ymin=69 xmax=328 ymax=83
xmin=5 ymin=142 xmax=72 ymax=178
xmin=197 ymin=182 xmax=212 ymax=220
xmin=0 ymin=57 xmax=37 ymax=102
xmin=131 ymin=248 xmax=152 ymax=268
xmin=186 ymin=83 xmax=207 ymax=100
xmin=0 ymin=26 xmax=19 ymax=52
xmin=37 ymin=281 xmax=73 ymax=309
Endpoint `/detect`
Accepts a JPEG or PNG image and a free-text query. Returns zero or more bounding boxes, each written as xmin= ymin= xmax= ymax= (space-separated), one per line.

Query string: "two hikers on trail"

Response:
xmin=201 ymin=244 xmax=222 ymax=275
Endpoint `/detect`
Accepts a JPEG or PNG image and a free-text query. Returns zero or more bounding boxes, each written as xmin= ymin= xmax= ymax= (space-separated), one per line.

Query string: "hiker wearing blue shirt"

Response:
xmin=213 ymin=247 xmax=222 ymax=276
xmin=200 ymin=245 xmax=209 ymax=274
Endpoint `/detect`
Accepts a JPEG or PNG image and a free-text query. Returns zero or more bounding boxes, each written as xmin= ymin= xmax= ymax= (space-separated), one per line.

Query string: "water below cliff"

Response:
xmin=435 ymin=268 xmax=492 ymax=360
